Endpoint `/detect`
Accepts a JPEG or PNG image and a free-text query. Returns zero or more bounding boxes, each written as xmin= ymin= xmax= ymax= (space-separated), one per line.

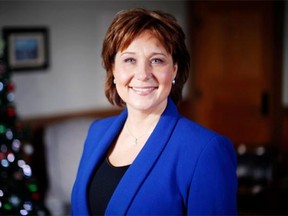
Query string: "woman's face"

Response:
xmin=113 ymin=31 xmax=178 ymax=113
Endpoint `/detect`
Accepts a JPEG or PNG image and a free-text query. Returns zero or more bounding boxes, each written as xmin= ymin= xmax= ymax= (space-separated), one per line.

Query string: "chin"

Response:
xmin=129 ymin=99 xmax=168 ymax=113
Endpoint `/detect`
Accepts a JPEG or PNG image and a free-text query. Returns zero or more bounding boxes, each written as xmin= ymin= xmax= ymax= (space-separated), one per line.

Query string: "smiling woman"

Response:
xmin=113 ymin=30 xmax=177 ymax=114
xmin=102 ymin=9 xmax=190 ymax=108
xmin=71 ymin=8 xmax=237 ymax=215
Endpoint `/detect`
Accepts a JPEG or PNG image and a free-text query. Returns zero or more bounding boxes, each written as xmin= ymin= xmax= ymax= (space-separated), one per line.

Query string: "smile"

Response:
xmin=130 ymin=86 xmax=157 ymax=95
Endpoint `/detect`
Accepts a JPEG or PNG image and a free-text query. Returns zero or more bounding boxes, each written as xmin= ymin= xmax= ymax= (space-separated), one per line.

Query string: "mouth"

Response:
xmin=130 ymin=86 xmax=158 ymax=95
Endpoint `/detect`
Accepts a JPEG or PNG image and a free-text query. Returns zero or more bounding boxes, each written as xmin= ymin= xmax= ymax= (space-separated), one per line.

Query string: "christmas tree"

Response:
xmin=0 ymin=39 xmax=48 ymax=215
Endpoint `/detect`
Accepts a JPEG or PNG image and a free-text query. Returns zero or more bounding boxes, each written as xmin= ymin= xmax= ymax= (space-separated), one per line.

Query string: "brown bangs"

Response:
xmin=102 ymin=8 xmax=190 ymax=107
xmin=114 ymin=10 xmax=174 ymax=55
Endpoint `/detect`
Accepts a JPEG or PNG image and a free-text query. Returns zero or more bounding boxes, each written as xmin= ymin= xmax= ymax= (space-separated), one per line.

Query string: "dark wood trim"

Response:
xmin=21 ymin=108 xmax=122 ymax=130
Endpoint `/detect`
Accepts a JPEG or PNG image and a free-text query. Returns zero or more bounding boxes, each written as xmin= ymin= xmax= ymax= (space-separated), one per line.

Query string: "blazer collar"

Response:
xmin=105 ymin=98 xmax=180 ymax=215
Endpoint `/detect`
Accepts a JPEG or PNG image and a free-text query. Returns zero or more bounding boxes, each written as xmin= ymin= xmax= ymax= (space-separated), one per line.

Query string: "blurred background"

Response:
xmin=0 ymin=0 xmax=287 ymax=215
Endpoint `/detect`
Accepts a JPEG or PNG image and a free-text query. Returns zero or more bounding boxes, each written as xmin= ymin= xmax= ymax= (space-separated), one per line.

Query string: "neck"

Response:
xmin=124 ymin=98 xmax=167 ymax=140
xmin=125 ymin=113 xmax=160 ymax=138
xmin=126 ymin=98 xmax=168 ymax=125
xmin=125 ymin=103 xmax=166 ymax=138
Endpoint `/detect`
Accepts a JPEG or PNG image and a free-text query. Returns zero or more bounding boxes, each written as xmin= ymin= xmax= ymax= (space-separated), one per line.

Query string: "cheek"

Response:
xmin=113 ymin=67 xmax=131 ymax=85
xmin=159 ymin=70 xmax=175 ymax=85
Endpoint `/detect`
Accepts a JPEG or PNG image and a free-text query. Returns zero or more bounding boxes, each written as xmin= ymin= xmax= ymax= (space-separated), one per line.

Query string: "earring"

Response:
xmin=172 ymin=79 xmax=176 ymax=85
xmin=113 ymin=78 xmax=116 ymax=84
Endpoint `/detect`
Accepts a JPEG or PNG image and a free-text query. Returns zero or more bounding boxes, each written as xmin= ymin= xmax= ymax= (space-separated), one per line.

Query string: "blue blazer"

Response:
xmin=71 ymin=99 xmax=238 ymax=215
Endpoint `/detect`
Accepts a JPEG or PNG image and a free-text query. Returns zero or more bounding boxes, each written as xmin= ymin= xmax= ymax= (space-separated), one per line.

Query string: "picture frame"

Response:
xmin=2 ymin=27 xmax=49 ymax=72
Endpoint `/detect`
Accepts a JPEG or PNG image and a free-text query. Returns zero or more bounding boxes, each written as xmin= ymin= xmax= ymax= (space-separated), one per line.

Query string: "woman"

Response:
xmin=72 ymin=8 xmax=237 ymax=215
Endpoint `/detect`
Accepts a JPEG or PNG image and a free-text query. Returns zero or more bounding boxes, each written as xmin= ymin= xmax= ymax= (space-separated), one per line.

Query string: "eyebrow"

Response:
xmin=120 ymin=52 xmax=168 ymax=57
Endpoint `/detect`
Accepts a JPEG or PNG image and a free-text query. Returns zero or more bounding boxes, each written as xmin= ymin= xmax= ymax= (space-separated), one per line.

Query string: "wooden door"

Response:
xmin=188 ymin=1 xmax=282 ymax=146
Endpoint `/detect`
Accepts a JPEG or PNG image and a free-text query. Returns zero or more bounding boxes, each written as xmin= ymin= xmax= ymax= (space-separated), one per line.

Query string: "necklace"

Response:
xmin=125 ymin=123 xmax=155 ymax=145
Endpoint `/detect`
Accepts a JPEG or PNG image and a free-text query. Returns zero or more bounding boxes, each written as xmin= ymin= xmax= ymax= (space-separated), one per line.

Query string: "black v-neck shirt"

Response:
xmin=88 ymin=157 xmax=129 ymax=215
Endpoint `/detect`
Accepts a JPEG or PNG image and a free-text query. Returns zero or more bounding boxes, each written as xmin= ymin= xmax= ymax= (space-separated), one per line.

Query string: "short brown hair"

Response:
xmin=102 ymin=8 xmax=190 ymax=107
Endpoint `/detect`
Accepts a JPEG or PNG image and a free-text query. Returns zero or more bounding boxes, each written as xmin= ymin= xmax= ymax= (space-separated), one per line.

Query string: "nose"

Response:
xmin=135 ymin=61 xmax=152 ymax=81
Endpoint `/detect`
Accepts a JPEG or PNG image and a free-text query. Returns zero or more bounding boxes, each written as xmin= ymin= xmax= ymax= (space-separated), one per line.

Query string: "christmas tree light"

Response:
xmin=0 ymin=39 xmax=48 ymax=215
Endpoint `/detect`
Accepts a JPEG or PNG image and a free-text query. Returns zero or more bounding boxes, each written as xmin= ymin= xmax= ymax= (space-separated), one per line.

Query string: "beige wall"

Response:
xmin=0 ymin=0 xmax=188 ymax=118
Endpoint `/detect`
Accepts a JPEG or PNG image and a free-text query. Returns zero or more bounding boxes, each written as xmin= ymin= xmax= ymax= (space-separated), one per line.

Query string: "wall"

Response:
xmin=0 ymin=0 xmax=188 ymax=119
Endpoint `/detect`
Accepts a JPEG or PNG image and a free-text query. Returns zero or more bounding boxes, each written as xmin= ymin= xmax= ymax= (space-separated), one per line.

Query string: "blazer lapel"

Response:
xmin=75 ymin=109 xmax=128 ymax=214
xmin=105 ymin=99 xmax=180 ymax=215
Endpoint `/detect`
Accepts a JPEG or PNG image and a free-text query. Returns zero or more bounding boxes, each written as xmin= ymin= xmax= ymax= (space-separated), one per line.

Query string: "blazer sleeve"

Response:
xmin=187 ymin=136 xmax=238 ymax=215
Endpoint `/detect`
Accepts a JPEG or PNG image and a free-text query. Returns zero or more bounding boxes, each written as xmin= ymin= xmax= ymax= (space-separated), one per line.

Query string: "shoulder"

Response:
xmin=174 ymin=116 xmax=221 ymax=144
xmin=83 ymin=108 xmax=127 ymax=145
xmin=171 ymin=116 xmax=237 ymax=188
xmin=84 ymin=115 xmax=119 ymax=145
xmin=88 ymin=116 xmax=118 ymax=133
xmin=172 ymin=115 xmax=236 ymax=165
xmin=164 ymin=99 xmax=235 ymax=157
xmin=88 ymin=108 xmax=127 ymax=132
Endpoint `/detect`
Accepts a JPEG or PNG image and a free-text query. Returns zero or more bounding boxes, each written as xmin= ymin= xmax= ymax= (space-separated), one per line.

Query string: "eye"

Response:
xmin=151 ymin=58 xmax=164 ymax=64
xmin=124 ymin=58 xmax=136 ymax=64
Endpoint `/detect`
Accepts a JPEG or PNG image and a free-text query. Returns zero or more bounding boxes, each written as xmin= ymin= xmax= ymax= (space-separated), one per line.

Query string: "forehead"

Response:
xmin=118 ymin=30 xmax=170 ymax=54
xmin=122 ymin=32 xmax=165 ymax=51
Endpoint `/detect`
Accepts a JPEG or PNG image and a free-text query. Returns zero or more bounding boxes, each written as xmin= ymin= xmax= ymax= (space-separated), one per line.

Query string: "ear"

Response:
xmin=173 ymin=63 xmax=178 ymax=79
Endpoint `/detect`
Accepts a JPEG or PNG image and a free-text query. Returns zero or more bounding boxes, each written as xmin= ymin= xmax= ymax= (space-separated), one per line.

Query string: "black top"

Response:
xmin=88 ymin=157 xmax=129 ymax=215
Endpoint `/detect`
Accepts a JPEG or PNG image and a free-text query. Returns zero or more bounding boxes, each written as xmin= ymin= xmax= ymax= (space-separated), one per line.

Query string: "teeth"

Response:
xmin=132 ymin=87 xmax=155 ymax=93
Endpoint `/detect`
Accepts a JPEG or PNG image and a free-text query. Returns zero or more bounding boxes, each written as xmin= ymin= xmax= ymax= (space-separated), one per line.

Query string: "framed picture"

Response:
xmin=2 ymin=27 xmax=49 ymax=72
